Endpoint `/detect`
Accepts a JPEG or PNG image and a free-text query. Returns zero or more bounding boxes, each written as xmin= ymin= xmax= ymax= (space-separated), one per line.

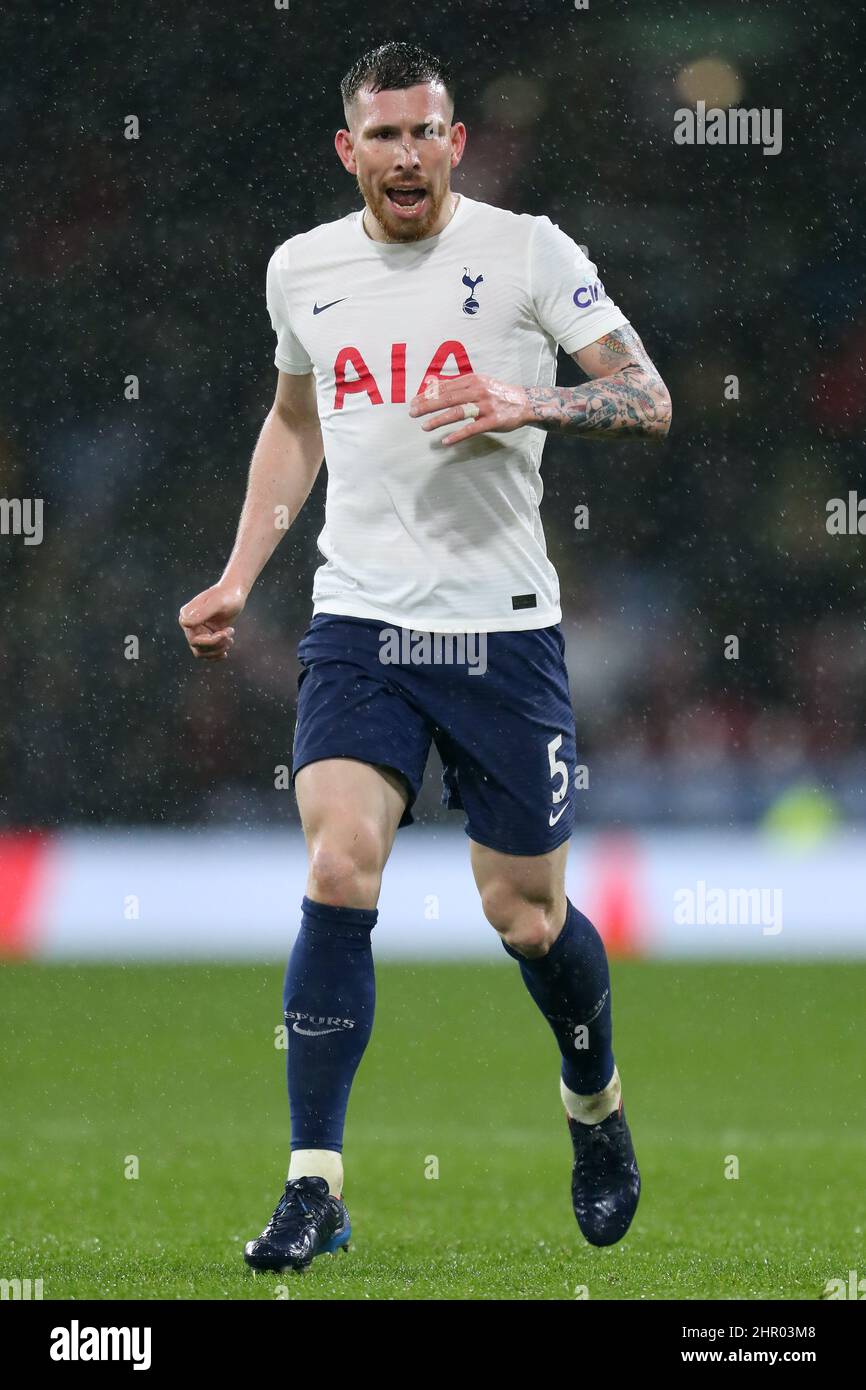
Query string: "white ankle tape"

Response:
xmin=288 ymin=1148 xmax=344 ymax=1197
xmin=561 ymin=1065 xmax=621 ymax=1124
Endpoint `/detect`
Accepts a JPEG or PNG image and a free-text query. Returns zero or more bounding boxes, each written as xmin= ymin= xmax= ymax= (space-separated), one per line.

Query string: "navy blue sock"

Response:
xmin=502 ymin=898 xmax=614 ymax=1095
xmin=283 ymin=895 xmax=377 ymax=1153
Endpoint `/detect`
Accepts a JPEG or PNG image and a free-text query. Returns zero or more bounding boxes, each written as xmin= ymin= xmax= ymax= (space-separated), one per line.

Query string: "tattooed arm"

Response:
xmin=524 ymin=324 xmax=672 ymax=439
xmin=407 ymin=323 xmax=671 ymax=446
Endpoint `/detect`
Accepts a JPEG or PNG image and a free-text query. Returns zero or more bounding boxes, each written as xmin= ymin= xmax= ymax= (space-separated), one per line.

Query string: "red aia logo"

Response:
xmin=333 ymin=340 xmax=474 ymax=409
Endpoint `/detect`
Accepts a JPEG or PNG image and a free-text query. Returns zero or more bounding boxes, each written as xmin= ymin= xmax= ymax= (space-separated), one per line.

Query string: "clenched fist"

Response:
xmin=178 ymin=583 xmax=246 ymax=660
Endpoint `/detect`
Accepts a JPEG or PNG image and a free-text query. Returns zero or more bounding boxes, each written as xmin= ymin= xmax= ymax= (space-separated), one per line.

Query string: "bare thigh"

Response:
xmin=295 ymin=758 xmax=409 ymax=910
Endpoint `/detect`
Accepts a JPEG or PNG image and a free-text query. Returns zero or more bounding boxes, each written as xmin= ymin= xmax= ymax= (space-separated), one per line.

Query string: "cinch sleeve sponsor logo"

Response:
xmin=572 ymin=281 xmax=607 ymax=309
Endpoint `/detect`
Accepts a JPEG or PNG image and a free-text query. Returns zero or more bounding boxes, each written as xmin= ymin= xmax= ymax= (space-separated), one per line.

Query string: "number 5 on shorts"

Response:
xmin=547 ymin=734 xmax=569 ymax=806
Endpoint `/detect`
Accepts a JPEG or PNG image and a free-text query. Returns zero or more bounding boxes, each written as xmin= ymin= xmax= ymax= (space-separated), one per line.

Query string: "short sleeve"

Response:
xmin=266 ymin=247 xmax=314 ymax=375
xmin=529 ymin=216 xmax=628 ymax=354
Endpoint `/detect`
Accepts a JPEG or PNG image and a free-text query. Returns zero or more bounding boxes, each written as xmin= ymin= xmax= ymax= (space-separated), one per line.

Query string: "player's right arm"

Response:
xmin=178 ymin=369 xmax=323 ymax=660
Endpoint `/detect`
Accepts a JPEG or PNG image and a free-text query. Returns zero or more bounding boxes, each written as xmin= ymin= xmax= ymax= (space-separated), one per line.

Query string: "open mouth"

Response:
xmin=386 ymin=186 xmax=427 ymax=209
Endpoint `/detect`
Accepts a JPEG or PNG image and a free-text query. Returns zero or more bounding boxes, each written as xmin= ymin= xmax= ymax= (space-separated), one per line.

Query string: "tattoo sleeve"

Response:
xmin=524 ymin=326 xmax=672 ymax=439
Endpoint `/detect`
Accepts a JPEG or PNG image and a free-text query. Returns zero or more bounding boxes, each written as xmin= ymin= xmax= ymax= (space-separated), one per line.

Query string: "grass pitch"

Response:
xmin=1 ymin=959 xmax=863 ymax=1300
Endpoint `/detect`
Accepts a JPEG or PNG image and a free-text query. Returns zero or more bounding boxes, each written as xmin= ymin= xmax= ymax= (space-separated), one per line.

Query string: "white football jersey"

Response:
xmin=266 ymin=194 xmax=627 ymax=633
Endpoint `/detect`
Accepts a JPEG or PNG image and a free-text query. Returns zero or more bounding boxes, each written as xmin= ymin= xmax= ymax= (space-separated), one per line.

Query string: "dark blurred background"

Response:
xmin=2 ymin=0 xmax=864 ymax=830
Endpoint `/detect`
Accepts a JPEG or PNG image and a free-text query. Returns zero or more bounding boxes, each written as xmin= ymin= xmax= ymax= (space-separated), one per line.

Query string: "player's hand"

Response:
xmin=408 ymin=372 xmax=530 ymax=446
xmin=178 ymin=583 xmax=246 ymax=661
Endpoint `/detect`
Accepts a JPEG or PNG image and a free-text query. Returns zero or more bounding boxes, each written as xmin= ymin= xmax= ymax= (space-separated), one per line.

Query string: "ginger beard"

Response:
xmin=355 ymin=157 xmax=452 ymax=244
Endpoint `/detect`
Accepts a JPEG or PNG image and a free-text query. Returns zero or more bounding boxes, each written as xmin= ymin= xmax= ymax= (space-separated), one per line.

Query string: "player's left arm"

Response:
xmin=535 ymin=323 xmax=672 ymax=439
xmin=408 ymin=323 xmax=671 ymax=446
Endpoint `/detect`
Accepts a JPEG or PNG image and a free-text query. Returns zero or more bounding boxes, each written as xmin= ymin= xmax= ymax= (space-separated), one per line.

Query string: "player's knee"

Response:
xmin=306 ymin=825 xmax=385 ymax=908
xmin=480 ymin=880 xmax=559 ymax=957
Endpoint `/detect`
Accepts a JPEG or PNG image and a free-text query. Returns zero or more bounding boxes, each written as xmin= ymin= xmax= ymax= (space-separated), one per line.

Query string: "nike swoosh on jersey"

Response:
xmin=549 ymin=802 xmax=571 ymax=827
xmin=312 ymin=297 xmax=348 ymax=315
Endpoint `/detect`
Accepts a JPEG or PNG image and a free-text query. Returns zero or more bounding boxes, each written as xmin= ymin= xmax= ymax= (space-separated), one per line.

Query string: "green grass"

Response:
xmin=1 ymin=960 xmax=864 ymax=1300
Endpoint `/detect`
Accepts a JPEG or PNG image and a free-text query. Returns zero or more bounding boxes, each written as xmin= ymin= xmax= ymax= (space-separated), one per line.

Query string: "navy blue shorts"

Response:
xmin=292 ymin=614 xmax=577 ymax=856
